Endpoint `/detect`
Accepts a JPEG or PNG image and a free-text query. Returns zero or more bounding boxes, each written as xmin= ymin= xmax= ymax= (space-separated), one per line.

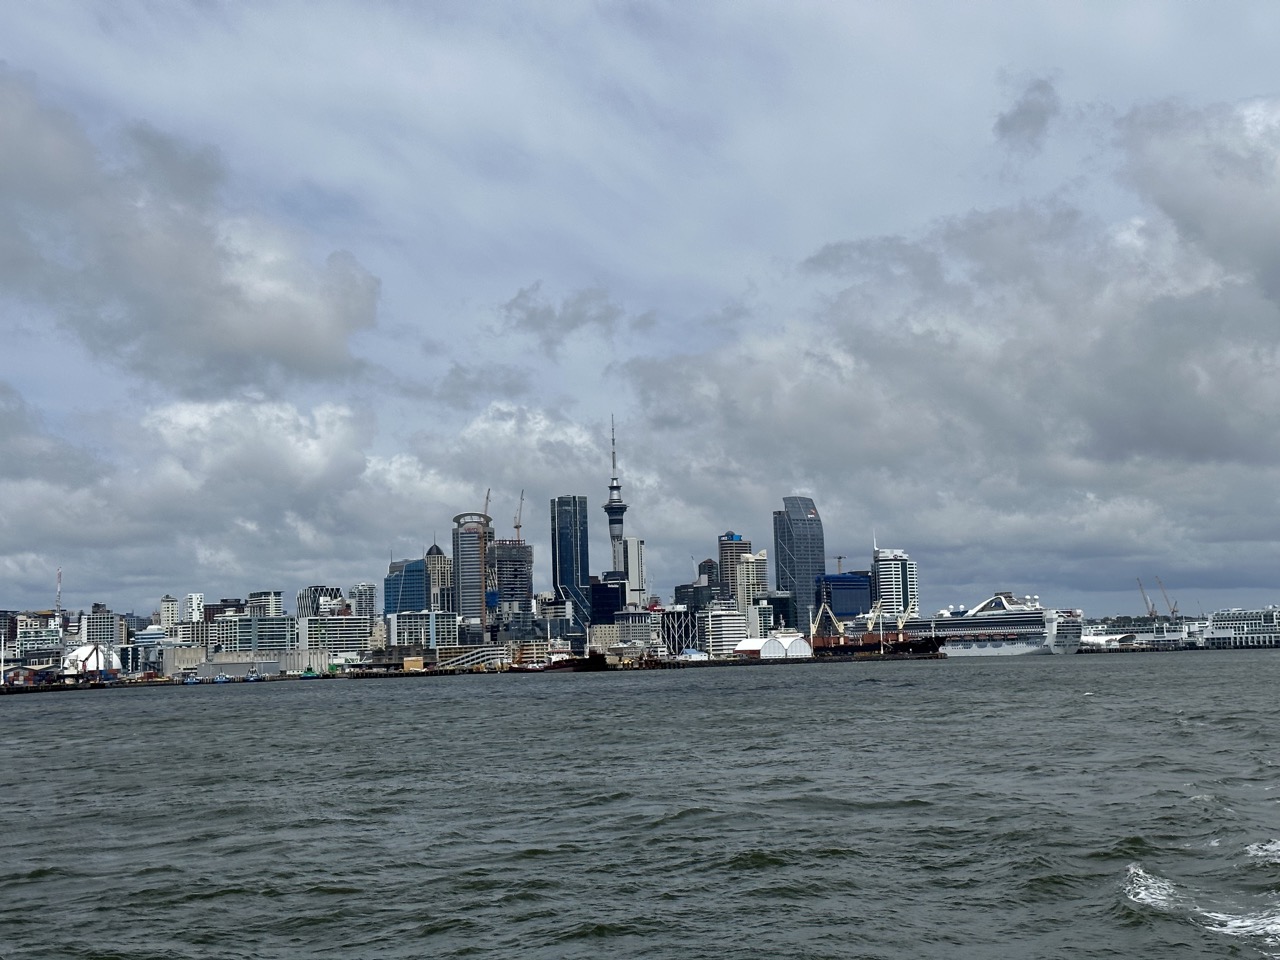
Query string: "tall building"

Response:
xmin=734 ymin=550 xmax=769 ymax=615
xmin=872 ymin=548 xmax=918 ymax=616
xmin=184 ymin=593 xmax=204 ymax=624
xmin=697 ymin=558 xmax=719 ymax=597
xmin=159 ymin=595 xmax=179 ymax=636
xmin=349 ymin=582 xmax=377 ymax=619
xmin=452 ymin=513 xmax=494 ymax=620
xmin=773 ymin=496 xmax=826 ymax=619
xmin=384 ymin=558 xmax=429 ymax=615
xmin=425 ymin=544 xmax=453 ymax=611
xmin=602 ymin=421 xmax=628 ymax=573
xmin=490 ymin=539 xmax=534 ymax=624
xmin=621 ymin=536 xmax=645 ymax=607
xmin=550 ymin=495 xmax=592 ymax=622
xmin=717 ymin=532 xmax=752 ymax=601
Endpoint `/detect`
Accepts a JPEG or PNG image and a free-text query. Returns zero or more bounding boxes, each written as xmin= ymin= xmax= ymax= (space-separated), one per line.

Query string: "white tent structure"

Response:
xmin=62 ymin=643 xmax=122 ymax=676
xmin=734 ymin=628 xmax=813 ymax=659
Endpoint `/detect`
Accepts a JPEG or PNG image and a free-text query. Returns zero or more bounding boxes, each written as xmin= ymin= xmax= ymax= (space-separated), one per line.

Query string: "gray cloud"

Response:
xmin=502 ymin=282 xmax=626 ymax=358
xmin=0 ymin=68 xmax=380 ymax=396
xmin=994 ymin=77 xmax=1061 ymax=155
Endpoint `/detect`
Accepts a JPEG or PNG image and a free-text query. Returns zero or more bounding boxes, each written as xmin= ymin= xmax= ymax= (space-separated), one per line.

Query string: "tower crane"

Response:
xmin=1136 ymin=578 xmax=1158 ymax=619
xmin=1154 ymin=576 xmax=1179 ymax=620
xmin=482 ymin=487 xmax=491 ymax=517
xmin=513 ymin=490 xmax=525 ymax=542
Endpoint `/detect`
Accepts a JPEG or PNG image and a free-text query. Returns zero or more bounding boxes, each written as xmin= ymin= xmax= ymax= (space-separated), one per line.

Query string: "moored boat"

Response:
xmin=904 ymin=592 xmax=1083 ymax=657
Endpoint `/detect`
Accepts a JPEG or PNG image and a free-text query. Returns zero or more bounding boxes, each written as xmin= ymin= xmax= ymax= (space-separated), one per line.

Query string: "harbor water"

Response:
xmin=3 ymin=651 xmax=1278 ymax=959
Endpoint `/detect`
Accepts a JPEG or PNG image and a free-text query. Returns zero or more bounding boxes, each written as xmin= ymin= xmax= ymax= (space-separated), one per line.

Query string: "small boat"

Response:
xmin=243 ymin=668 xmax=262 ymax=682
xmin=212 ymin=673 xmax=231 ymax=684
xmin=182 ymin=674 xmax=201 ymax=685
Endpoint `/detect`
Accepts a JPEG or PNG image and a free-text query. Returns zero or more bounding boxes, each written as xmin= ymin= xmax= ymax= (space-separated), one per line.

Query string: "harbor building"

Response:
xmin=872 ymin=547 xmax=918 ymax=616
xmin=298 ymin=615 xmax=375 ymax=656
xmin=425 ymin=544 xmax=454 ymax=612
xmin=387 ymin=609 xmax=461 ymax=648
xmin=773 ymin=496 xmax=826 ymax=618
xmin=550 ymin=494 xmax=592 ymax=622
xmin=384 ymin=557 xmax=429 ymax=616
xmin=717 ymin=532 xmax=752 ymax=602
xmin=452 ymin=513 xmax=494 ymax=621
xmin=700 ymin=600 xmax=748 ymax=659
xmin=211 ymin=613 xmax=298 ymax=654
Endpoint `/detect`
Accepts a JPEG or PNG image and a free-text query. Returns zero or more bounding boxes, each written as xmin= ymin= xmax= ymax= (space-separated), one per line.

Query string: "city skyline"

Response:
xmin=4 ymin=6 xmax=1280 ymax=620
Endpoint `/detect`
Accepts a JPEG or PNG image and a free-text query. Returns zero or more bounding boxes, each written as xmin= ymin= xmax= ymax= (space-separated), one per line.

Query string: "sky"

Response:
xmin=4 ymin=1 xmax=1280 ymax=620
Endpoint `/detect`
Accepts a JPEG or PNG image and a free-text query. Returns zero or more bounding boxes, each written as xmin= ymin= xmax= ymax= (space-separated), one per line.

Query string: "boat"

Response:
xmin=212 ymin=673 xmax=231 ymax=684
xmin=904 ymin=592 xmax=1083 ymax=657
xmin=182 ymin=674 xmax=201 ymax=685
xmin=243 ymin=667 xmax=263 ymax=681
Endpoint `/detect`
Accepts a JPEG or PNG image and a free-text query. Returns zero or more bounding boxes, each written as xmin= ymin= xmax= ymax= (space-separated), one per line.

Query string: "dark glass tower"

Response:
xmin=384 ymin=558 xmax=429 ymax=615
xmin=772 ymin=496 xmax=826 ymax=617
xmin=550 ymin=495 xmax=592 ymax=622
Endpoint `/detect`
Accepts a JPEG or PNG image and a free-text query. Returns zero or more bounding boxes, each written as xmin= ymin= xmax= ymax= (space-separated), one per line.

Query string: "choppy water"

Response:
xmin=3 ymin=651 xmax=1278 ymax=959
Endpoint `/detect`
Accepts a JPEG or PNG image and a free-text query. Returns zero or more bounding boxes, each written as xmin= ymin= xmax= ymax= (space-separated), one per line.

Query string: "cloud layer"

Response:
xmin=4 ymin=6 xmax=1280 ymax=620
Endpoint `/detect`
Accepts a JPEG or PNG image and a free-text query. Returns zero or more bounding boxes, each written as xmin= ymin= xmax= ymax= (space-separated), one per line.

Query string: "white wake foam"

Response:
xmin=1247 ymin=840 xmax=1280 ymax=862
xmin=1124 ymin=863 xmax=1183 ymax=911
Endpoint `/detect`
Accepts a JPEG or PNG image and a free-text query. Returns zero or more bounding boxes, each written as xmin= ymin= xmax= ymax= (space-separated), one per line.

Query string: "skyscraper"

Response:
xmin=550 ymin=495 xmax=592 ymax=622
xmin=773 ymin=496 xmax=827 ymax=619
xmin=489 ymin=538 xmax=534 ymax=625
xmin=425 ymin=543 xmax=453 ymax=612
xmin=384 ymin=558 xmax=429 ymax=615
xmin=735 ymin=549 xmax=769 ymax=614
xmin=872 ymin=547 xmax=918 ymax=616
xmin=717 ymin=532 xmax=752 ymax=601
xmin=621 ymin=536 xmax=645 ymax=607
xmin=452 ymin=512 xmax=494 ymax=620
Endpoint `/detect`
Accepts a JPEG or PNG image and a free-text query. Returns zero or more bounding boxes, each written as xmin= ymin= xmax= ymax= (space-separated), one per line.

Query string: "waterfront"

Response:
xmin=3 ymin=651 xmax=1278 ymax=958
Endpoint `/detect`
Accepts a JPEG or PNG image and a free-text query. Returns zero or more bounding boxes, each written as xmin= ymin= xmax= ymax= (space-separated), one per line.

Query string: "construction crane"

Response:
xmin=513 ymin=490 xmax=525 ymax=542
xmin=1154 ymin=576 xmax=1179 ymax=620
xmin=482 ymin=487 xmax=491 ymax=517
xmin=1136 ymin=578 xmax=1159 ymax=619
xmin=834 ymin=554 xmax=846 ymax=574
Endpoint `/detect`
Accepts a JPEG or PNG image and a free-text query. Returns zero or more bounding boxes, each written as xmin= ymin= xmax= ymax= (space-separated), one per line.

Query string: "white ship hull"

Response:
xmin=939 ymin=636 xmax=1080 ymax=657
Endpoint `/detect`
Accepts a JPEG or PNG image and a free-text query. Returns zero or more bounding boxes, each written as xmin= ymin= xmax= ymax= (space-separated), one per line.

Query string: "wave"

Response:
xmin=1125 ymin=862 xmax=1280 ymax=952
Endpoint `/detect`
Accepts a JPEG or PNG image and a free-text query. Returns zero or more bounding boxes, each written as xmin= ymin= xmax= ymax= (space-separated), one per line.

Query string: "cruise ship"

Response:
xmin=904 ymin=592 xmax=1083 ymax=657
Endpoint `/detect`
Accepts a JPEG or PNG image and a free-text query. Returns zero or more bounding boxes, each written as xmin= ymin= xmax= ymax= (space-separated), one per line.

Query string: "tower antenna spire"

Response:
xmin=611 ymin=415 xmax=618 ymax=477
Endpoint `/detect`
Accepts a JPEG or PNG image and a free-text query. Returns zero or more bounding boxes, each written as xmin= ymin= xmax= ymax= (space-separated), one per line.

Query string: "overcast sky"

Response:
xmin=5 ymin=2 xmax=1280 ymax=620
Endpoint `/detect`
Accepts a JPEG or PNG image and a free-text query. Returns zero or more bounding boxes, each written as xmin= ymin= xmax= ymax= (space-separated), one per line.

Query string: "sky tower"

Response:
xmin=602 ymin=417 xmax=628 ymax=573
